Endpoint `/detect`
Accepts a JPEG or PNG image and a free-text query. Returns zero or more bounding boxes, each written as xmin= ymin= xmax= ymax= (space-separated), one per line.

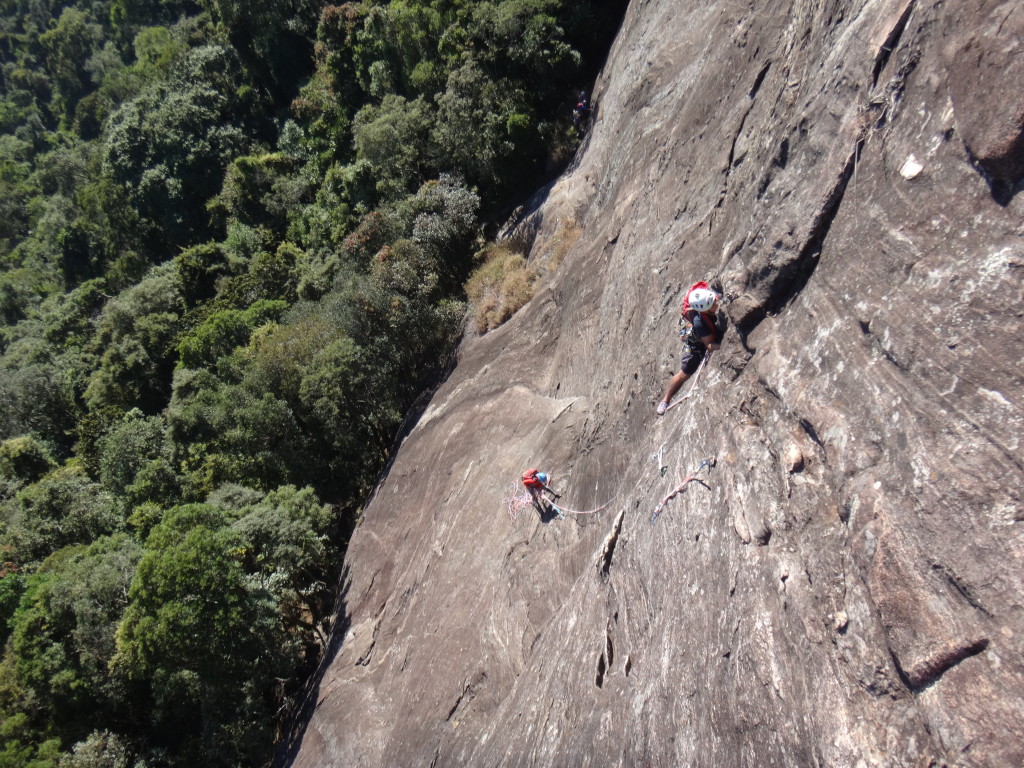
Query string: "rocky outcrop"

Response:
xmin=283 ymin=1 xmax=1024 ymax=766
xmin=944 ymin=1 xmax=1024 ymax=196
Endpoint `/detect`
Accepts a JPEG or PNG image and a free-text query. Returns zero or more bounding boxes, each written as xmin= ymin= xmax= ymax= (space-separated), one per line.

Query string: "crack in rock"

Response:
xmin=894 ymin=637 xmax=990 ymax=692
xmin=596 ymin=626 xmax=615 ymax=689
xmin=871 ymin=0 xmax=916 ymax=88
xmin=598 ymin=508 xmax=626 ymax=578
xmin=446 ymin=671 xmax=487 ymax=722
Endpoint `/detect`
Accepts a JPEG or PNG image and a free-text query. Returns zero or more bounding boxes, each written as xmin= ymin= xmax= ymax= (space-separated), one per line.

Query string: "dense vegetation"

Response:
xmin=0 ymin=0 xmax=624 ymax=765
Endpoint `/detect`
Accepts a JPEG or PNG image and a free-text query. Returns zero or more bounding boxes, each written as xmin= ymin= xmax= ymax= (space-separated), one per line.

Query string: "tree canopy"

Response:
xmin=0 ymin=0 xmax=626 ymax=764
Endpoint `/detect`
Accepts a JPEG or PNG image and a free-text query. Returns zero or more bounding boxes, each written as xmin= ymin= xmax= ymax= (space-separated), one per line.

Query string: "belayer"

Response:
xmin=656 ymin=282 xmax=722 ymax=415
xmin=522 ymin=468 xmax=562 ymax=518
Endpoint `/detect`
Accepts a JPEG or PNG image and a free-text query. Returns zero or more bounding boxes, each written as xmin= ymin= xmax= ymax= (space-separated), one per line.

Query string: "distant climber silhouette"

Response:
xmin=573 ymin=90 xmax=591 ymax=127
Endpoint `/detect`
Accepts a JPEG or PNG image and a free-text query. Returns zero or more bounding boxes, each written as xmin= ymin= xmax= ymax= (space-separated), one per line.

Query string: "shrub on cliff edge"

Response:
xmin=465 ymin=242 xmax=537 ymax=333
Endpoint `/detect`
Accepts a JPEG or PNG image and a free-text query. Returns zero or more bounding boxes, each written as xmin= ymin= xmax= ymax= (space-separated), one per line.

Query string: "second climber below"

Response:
xmin=657 ymin=283 xmax=722 ymax=415
xmin=522 ymin=468 xmax=562 ymax=519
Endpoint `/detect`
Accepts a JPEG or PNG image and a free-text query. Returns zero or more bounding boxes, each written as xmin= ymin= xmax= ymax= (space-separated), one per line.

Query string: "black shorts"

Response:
xmin=679 ymin=346 xmax=706 ymax=375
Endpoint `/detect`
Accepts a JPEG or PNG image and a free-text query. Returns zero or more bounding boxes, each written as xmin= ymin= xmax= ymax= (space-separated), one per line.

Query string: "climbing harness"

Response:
xmin=650 ymin=457 xmax=715 ymax=525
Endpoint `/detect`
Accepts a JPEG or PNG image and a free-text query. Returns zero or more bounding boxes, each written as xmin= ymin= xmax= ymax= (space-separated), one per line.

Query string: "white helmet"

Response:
xmin=688 ymin=288 xmax=718 ymax=312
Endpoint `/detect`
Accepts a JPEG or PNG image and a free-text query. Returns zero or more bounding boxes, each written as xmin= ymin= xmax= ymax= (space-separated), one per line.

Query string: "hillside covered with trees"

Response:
xmin=0 ymin=1 xmax=624 ymax=765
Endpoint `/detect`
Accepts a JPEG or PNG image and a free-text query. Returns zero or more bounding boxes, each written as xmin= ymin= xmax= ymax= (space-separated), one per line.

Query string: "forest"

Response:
xmin=0 ymin=0 xmax=624 ymax=765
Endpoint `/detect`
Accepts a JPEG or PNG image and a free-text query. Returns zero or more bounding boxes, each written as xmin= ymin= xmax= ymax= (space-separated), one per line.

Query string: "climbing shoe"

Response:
xmin=656 ymin=401 xmax=669 ymax=415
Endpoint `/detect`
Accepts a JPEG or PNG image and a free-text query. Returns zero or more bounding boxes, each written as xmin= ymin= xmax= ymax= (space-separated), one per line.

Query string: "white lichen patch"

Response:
xmin=978 ymin=388 xmax=1012 ymax=408
xmin=899 ymin=155 xmax=923 ymax=179
xmin=960 ymin=247 xmax=1019 ymax=299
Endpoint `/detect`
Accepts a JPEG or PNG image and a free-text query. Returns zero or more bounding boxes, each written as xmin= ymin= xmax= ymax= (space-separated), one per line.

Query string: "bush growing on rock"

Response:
xmin=465 ymin=241 xmax=537 ymax=332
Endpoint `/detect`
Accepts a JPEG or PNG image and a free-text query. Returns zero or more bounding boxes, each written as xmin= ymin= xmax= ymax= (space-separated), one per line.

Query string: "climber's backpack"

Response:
xmin=522 ymin=469 xmax=542 ymax=489
xmin=679 ymin=281 xmax=718 ymax=344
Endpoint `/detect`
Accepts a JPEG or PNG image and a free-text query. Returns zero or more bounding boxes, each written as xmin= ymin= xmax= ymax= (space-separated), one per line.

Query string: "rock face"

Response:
xmin=944 ymin=1 xmax=1024 ymax=194
xmin=283 ymin=1 xmax=1024 ymax=766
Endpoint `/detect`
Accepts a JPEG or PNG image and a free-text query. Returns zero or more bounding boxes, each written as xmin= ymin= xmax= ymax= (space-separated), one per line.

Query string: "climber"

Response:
xmin=656 ymin=283 xmax=722 ymax=415
xmin=522 ymin=468 xmax=562 ymax=518
xmin=573 ymin=90 xmax=591 ymax=126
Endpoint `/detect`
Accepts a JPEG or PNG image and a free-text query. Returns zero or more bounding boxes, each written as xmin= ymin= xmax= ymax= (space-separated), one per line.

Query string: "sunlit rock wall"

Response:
xmin=284 ymin=1 xmax=1024 ymax=766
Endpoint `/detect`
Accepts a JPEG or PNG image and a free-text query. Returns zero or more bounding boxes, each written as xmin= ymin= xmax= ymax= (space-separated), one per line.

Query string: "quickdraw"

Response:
xmin=650 ymin=457 xmax=714 ymax=525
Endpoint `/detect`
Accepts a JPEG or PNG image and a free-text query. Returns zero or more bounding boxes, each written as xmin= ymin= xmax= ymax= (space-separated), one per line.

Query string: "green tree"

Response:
xmin=167 ymin=377 xmax=308 ymax=496
xmin=101 ymin=45 xmax=262 ymax=250
xmin=38 ymin=7 xmax=103 ymax=125
xmin=8 ymin=536 xmax=142 ymax=745
xmin=0 ymin=436 xmax=56 ymax=487
xmin=41 ymin=278 xmax=113 ymax=350
xmin=0 ymin=707 xmax=61 ymax=768
xmin=71 ymin=178 xmax=149 ymax=292
xmin=215 ymin=242 xmax=300 ymax=308
xmin=1 ymin=465 xmax=120 ymax=567
xmin=58 ymin=730 xmax=138 ymax=768
xmin=132 ymin=25 xmax=189 ymax=82
xmin=291 ymin=160 xmax=367 ymax=253
xmin=466 ymin=0 xmax=579 ymax=82
xmin=432 ymin=59 xmax=524 ymax=193
xmin=296 ymin=333 xmax=382 ymax=494
xmin=209 ymin=152 xmax=302 ymax=236
xmin=83 ymin=263 xmax=184 ymax=414
xmin=113 ymin=504 xmax=293 ymax=765
xmin=198 ymin=0 xmax=317 ymax=103
xmin=0 ymin=340 xmax=78 ymax=453
xmin=176 ymin=298 xmax=286 ymax=370
xmin=0 ymin=133 xmax=34 ymax=254
xmin=401 ymin=173 xmax=479 ymax=287
xmin=353 ymin=93 xmax=436 ymax=202
xmin=291 ymin=4 xmax=365 ymax=175
xmin=0 ymin=575 xmax=26 ymax=649
xmin=173 ymin=242 xmax=230 ymax=307
xmin=229 ymin=485 xmax=338 ymax=640
xmin=96 ymin=409 xmax=170 ymax=500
